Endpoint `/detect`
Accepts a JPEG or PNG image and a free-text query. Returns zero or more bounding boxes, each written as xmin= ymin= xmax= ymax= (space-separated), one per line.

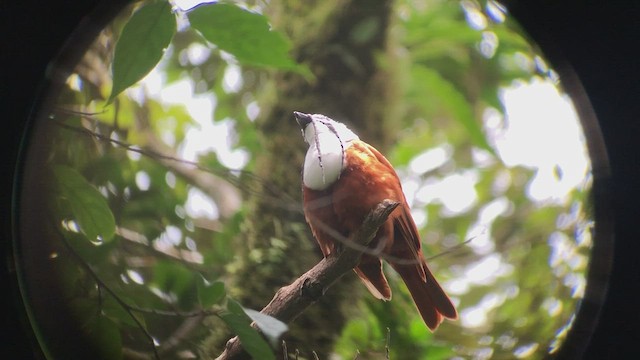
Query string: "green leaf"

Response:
xmin=108 ymin=2 xmax=176 ymax=103
xmin=243 ymin=308 xmax=288 ymax=347
xmin=84 ymin=315 xmax=123 ymax=360
xmin=63 ymin=230 xmax=115 ymax=265
xmin=188 ymin=3 xmax=305 ymax=73
xmin=102 ymin=294 xmax=147 ymax=329
xmin=152 ymin=260 xmax=196 ymax=300
xmin=53 ymin=165 xmax=116 ymax=243
xmin=197 ymin=279 xmax=226 ymax=307
xmin=83 ymin=156 xmax=125 ymax=188
xmin=220 ymin=299 xmax=275 ymax=360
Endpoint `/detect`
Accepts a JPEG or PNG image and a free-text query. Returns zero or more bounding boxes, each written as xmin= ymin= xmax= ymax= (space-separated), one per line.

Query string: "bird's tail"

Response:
xmin=391 ymin=259 xmax=458 ymax=331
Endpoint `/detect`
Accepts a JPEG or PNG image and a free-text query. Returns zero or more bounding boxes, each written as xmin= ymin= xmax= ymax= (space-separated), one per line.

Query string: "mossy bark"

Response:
xmin=206 ymin=0 xmax=399 ymax=357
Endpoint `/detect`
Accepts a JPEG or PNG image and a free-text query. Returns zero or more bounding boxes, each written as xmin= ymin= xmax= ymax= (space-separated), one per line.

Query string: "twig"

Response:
xmin=54 ymin=223 xmax=161 ymax=359
xmin=385 ymin=327 xmax=390 ymax=360
xmin=215 ymin=200 xmax=400 ymax=360
xmin=117 ymin=226 xmax=206 ymax=268
xmin=52 ymin=116 xmax=299 ymax=214
xmin=282 ymin=341 xmax=288 ymax=360
xmin=425 ymin=238 xmax=473 ymax=261
xmin=54 ymin=220 xmax=229 ymax=359
xmin=127 ymin=305 xmax=222 ymax=318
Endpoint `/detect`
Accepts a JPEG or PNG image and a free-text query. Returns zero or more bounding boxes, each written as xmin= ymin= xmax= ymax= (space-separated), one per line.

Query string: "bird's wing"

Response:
xmin=392 ymin=205 xmax=427 ymax=282
xmin=361 ymin=140 xmax=426 ymax=281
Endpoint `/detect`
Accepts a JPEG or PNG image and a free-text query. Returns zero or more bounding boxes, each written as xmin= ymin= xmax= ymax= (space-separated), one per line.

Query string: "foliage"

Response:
xmin=188 ymin=3 xmax=306 ymax=74
xmin=53 ymin=165 xmax=116 ymax=243
xmin=27 ymin=0 xmax=593 ymax=359
xmin=109 ymin=1 xmax=176 ymax=103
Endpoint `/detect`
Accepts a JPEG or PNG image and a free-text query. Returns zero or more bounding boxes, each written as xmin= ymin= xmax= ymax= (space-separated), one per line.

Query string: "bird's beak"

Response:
xmin=294 ymin=111 xmax=313 ymax=129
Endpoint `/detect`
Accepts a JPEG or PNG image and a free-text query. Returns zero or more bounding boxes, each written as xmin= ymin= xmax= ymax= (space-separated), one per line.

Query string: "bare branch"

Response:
xmin=216 ymin=199 xmax=400 ymax=360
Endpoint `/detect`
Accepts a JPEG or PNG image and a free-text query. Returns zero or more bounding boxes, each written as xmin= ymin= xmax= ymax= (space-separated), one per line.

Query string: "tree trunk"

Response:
xmin=206 ymin=0 xmax=399 ymax=357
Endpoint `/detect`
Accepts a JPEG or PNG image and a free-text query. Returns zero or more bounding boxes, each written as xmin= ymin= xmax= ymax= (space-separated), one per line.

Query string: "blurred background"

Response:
xmin=20 ymin=0 xmax=595 ymax=358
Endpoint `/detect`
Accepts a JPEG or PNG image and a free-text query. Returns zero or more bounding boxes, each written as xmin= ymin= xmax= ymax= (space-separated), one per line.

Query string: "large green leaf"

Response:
xmin=197 ymin=278 xmax=226 ymax=307
xmin=108 ymin=1 xmax=176 ymax=103
xmin=53 ymin=165 xmax=116 ymax=243
xmin=188 ymin=3 xmax=305 ymax=74
xmin=220 ymin=299 xmax=275 ymax=360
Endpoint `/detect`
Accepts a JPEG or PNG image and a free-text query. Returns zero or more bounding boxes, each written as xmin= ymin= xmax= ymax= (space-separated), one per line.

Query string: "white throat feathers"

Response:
xmin=295 ymin=113 xmax=359 ymax=191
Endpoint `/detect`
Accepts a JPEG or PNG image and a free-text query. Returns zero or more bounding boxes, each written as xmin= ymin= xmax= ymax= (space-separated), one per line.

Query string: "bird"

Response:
xmin=294 ymin=111 xmax=457 ymax=331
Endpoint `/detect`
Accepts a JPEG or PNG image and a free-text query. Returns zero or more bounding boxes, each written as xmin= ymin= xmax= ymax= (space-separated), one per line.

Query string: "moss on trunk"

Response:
xmin=205 ymin=0 xmax=399 ymax=357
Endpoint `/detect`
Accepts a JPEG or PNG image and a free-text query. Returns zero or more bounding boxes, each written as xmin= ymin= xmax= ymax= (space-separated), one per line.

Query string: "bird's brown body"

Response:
xmin=296 ymin=112 xmax=457 ymax=330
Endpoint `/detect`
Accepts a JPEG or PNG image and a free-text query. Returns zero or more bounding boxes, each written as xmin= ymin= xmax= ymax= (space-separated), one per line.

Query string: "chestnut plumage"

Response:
xmin=295 ymin=112 xmax=457 ymax=330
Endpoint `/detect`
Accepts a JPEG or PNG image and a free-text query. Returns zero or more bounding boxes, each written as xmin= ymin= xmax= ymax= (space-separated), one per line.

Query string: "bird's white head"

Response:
xmin=294 ymin=112 xmax=359 ymax=190
xmin=294 ymin=112 xmax=359 ymax=145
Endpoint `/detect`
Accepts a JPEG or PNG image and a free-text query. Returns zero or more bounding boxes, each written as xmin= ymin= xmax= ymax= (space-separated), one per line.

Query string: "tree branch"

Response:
xmin=53 ymin=116 xmax=301 ymax=216
xmin=216 ymin=199 xmax=400 ymax=360
xmin=133 ymin=103 xmax=242 ymax=219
